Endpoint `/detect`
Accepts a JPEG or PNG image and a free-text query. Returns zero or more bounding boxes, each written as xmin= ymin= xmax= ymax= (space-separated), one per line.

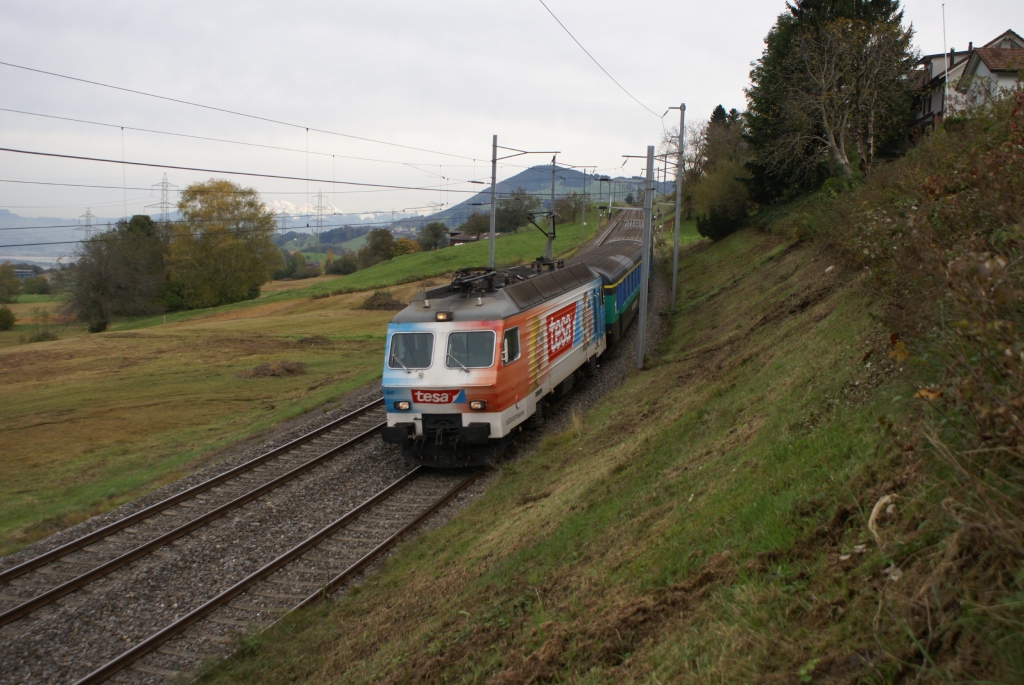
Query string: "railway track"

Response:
xmin=0 ymin=397 xmax=408 ymax=684
xmin=76 ymin=468 xmax=481 ymax=685
xmin=0 ymin=398 xmax=385 ymax=627
xmin=597 ymin=208 xmax=642 ymax=246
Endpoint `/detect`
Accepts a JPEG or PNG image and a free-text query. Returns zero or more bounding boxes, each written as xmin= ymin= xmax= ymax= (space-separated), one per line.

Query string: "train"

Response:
xmin=380 ymin=210 xmax=645 ymax=467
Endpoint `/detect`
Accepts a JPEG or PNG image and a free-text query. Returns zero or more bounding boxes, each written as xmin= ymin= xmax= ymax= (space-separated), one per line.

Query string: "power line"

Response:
xmin=0 ymin=147 xmax=483 ymax=194
xmin=0 ymin=178 xmax=447 ymax=196
xmin=536 ymin=0 xmax=662 ymax=119
xmin=0 ymin=189 xmax=583 ymax=233
xmin=0 ymin=61 xmax=480 ymax=161
xmin=0 ymin=107 xmax=480 ymax=176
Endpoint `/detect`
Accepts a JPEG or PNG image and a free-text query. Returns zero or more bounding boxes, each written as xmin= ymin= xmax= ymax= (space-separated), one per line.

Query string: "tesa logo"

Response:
xmin=546 ymin=303 xmax=577 ymax=362
xmin=412 ymin=389 xmax=458 ymax=404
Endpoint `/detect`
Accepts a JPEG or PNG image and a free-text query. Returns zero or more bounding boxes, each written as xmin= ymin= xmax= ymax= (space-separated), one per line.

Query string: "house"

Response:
xmin=912 ymin=29 xmax=1024 ymax=131
xmin=953 ymin=30 xmax=1024 ymax=111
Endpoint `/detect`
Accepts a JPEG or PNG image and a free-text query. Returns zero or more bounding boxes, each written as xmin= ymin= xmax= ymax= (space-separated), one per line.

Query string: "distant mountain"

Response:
xmin=411 ymin=165 xmax=670 ymax=231
xmin=0 ymin=167 xmax=669 ymax=264
xmin=0 ymin=209 xmax=103 ymax=264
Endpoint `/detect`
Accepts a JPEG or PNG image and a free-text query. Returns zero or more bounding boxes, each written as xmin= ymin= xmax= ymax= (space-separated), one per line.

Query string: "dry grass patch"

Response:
xmin=240 ymin=361 xmax=305 ymax=378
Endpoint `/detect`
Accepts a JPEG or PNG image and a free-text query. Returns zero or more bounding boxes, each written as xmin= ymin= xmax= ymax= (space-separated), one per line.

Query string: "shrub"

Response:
xmin=20 ymin=276 xmax=51 ymax=295
xmin=325 ymin=253 xmax=359 ymax=275
xmin=692 ymin=158 xmax=750 ymax=241
xmin=23 ymin=307 xmax=57 ymax=342
xmin=0 ymin=305 xmax=14 ymax=330
xmin=696 ymin=206 xmax=747 ymax=241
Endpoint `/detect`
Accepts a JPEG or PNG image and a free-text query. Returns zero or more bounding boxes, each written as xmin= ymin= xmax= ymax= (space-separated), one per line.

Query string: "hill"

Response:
xmin=420 ymin=165 xmax=671 ymax=230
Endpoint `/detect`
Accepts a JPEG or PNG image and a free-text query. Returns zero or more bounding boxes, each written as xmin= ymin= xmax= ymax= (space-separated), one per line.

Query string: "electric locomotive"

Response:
xmin=381 ymin=209 xmax=645 ymax=467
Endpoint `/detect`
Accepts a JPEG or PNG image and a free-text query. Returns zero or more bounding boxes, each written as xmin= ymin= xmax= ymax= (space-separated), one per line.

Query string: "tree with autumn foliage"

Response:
xmin=168 ymin=179 xmax=282 ymax=309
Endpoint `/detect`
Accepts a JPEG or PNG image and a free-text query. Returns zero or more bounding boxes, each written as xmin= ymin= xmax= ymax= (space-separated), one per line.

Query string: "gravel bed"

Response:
xmin=115 ymin=471 xmax=475 ymax=685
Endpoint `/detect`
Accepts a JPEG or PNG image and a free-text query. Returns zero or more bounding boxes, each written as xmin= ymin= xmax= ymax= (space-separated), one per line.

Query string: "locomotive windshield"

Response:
xmin=446 ymin=331 xmax=495 ymax=369
xmin=389 ymin=332 xmax=434 ymax=369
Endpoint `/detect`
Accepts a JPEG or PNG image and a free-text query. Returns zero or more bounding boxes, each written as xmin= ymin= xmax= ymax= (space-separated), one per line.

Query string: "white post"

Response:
xmin=489 ymin=134 xmax=497 ymax=269
xmin=637 ymin=145 xmax=654 ymax=370
xmin=671 ymin=103 xmax=686 ymax=309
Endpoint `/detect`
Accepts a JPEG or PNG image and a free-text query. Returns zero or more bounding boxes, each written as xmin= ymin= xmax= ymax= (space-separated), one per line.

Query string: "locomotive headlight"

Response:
xmin=469 ymin=400 xmax=487 ymax=410
xmin=395 ymin=401 xmax=411 ymax=411
xmin=435 ymin=311 xmax=453 ymax=322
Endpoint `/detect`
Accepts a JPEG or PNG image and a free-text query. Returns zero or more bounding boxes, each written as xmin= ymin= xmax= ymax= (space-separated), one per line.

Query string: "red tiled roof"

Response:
xmin=982 ymin=29 xmax=1024 ymax=49
xmin=976 ymin=47 xmax=1024 ymax=72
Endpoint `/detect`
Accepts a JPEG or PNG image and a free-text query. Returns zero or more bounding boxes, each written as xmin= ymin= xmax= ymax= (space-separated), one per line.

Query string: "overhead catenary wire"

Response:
xmin=0 ymin=60 xmax=480 ymax=162
xmin=0 ymin=147 xmax=483 ymax=194
xmin=536 ymin=0 xmax=662 ymax=119
xmin=0 ymin=107 xmax=484 ymax=178
xmin=0 ymin=178 xmax=454 ymax=196
xmin=0 ymin=186 xmax=603 ymax=233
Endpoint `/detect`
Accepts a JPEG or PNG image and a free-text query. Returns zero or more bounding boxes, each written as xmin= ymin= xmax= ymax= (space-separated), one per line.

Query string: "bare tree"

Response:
xmin=554 ymin=192 xmax=590 ymax=224
xmin=853 ymin=20 xmax=916 ymax=172
xmin=767 ymin=19 xmax=914 ymax=178
xmin=659 ymin=121 xmax=710 ymax=179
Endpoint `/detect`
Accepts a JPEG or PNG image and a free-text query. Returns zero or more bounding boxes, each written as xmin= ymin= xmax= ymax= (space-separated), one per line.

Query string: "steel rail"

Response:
xmin=73 ymin=468 xmax=482 ymax=685
xmin=0 ymin=421 xmax=385 ymax=628
xmin=292 ymin=470 xmax=482 ymax=611
xmin=596 ymin=209 xmax=630 ymax=247
xmin=0 ymin=398 xmax=383 ymax=585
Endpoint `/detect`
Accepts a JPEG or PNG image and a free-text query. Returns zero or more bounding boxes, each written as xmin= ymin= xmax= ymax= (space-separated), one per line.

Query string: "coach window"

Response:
xmin=446 ymin=331 xmax=495 ymax=369
xmin=502 ymin=327 xmax=520 ymax=365
xmin=388 ymin=332 xmax=434 ymax=370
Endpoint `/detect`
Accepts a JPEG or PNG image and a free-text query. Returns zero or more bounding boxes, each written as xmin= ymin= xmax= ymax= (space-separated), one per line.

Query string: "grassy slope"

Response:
xmin=0 ymin=217 xmax=608 ymax=554
xmin=199 ymin=226 xmax=934 ymax=683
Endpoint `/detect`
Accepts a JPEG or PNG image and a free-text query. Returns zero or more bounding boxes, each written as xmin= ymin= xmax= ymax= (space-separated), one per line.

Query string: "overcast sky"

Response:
xmin=1 ymin=0 xmax=1021 ymax=224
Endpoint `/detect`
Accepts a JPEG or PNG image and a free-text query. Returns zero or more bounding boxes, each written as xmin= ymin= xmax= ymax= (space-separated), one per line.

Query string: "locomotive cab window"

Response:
xmin=502 ymin=327 xmax=520 ymax=365
xmin=446 ymin=331 xmax=495 ymax=369
xmin=389 ymin=332 xmax=434 ymax=370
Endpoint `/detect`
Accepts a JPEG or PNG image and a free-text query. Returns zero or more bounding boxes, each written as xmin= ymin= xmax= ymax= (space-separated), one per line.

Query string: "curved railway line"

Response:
xmin=596 ymin=208 xmax=642 ymax=246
